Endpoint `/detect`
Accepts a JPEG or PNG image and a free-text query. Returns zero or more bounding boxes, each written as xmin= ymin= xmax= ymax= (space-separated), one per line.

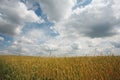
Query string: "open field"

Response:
xmin=0 ymin=56 xmax=120 ymax=80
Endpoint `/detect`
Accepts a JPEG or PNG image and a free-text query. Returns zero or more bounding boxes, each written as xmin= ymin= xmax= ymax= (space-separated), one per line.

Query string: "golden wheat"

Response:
xmin=0 ymin=56 xmax=120 ymax=80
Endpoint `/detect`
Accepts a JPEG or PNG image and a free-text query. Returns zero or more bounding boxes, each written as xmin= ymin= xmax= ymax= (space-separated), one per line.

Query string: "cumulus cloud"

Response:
xmin=21 ymin=0 xmax=76 ymax=21
xmin=0 ymin=0 xmax=42 ymax=35
xmin=1 ymin=0 xmax=120 ymax=56
xmin=112 ymin=0 xmax=120 ymax=19
xmin=37 ymin=0 xmax=76 ymax=21
xmin=6 ymin=29 xmax=51 ymax=56
xmin=42 ymin=0 xmax=120 ymax=56
xmin=54 ymin=0 xmax=120 ymax=38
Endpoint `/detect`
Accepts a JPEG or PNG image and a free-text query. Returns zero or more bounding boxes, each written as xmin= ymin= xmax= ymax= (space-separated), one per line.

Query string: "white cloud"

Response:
xmin=0 ymin=36 xmax=4 ymax=41
xmin=0 ymin=0 xmax=42 ymax=35
xmin=112 ymin=0 xmax=120 ymax=19
xmin=37 ymin=0 xmax=76 ymax=21
xmin=22 ymin=0 xmax=76 ymax=21
xmin=7 ymin=29 xmax=51 ymax=56
xmin=54 ymin=0 xmax=120 ymax=38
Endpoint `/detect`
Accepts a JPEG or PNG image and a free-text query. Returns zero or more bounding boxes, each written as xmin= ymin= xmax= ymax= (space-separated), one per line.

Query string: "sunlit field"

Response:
xmin=0 ymin=56 xmax=120 ymax=80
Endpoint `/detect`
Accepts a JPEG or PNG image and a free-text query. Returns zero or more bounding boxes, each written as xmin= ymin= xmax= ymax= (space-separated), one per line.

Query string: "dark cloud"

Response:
xmin=111 ymin=42 xmax=120 ymax=48
xmin=0 ymin=22 xmax=20 ymax=35
xmin=84 ymin=23 xmax=117 ymax=38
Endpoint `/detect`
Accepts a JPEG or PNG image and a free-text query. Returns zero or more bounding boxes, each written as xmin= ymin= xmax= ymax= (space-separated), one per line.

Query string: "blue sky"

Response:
xmin=0 ymin=0 xmax=120 ymax=56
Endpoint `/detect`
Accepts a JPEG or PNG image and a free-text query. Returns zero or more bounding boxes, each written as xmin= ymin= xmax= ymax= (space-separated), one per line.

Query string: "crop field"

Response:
xmin=0 ymin=56 xmax=120 ymax=80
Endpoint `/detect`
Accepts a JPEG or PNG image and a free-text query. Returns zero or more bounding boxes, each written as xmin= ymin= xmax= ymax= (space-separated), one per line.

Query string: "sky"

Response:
xmin=0 ymin=0 xmax=120 ymax=56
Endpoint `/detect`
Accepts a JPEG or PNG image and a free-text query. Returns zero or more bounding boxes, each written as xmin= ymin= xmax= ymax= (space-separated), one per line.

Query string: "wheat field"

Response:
xmin=0 ymin=56 xmax=120 ymax=80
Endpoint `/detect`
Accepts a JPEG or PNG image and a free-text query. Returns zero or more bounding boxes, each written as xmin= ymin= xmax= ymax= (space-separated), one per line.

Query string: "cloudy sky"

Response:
xmin=0 ymin=0 xmax=120 ymax=56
